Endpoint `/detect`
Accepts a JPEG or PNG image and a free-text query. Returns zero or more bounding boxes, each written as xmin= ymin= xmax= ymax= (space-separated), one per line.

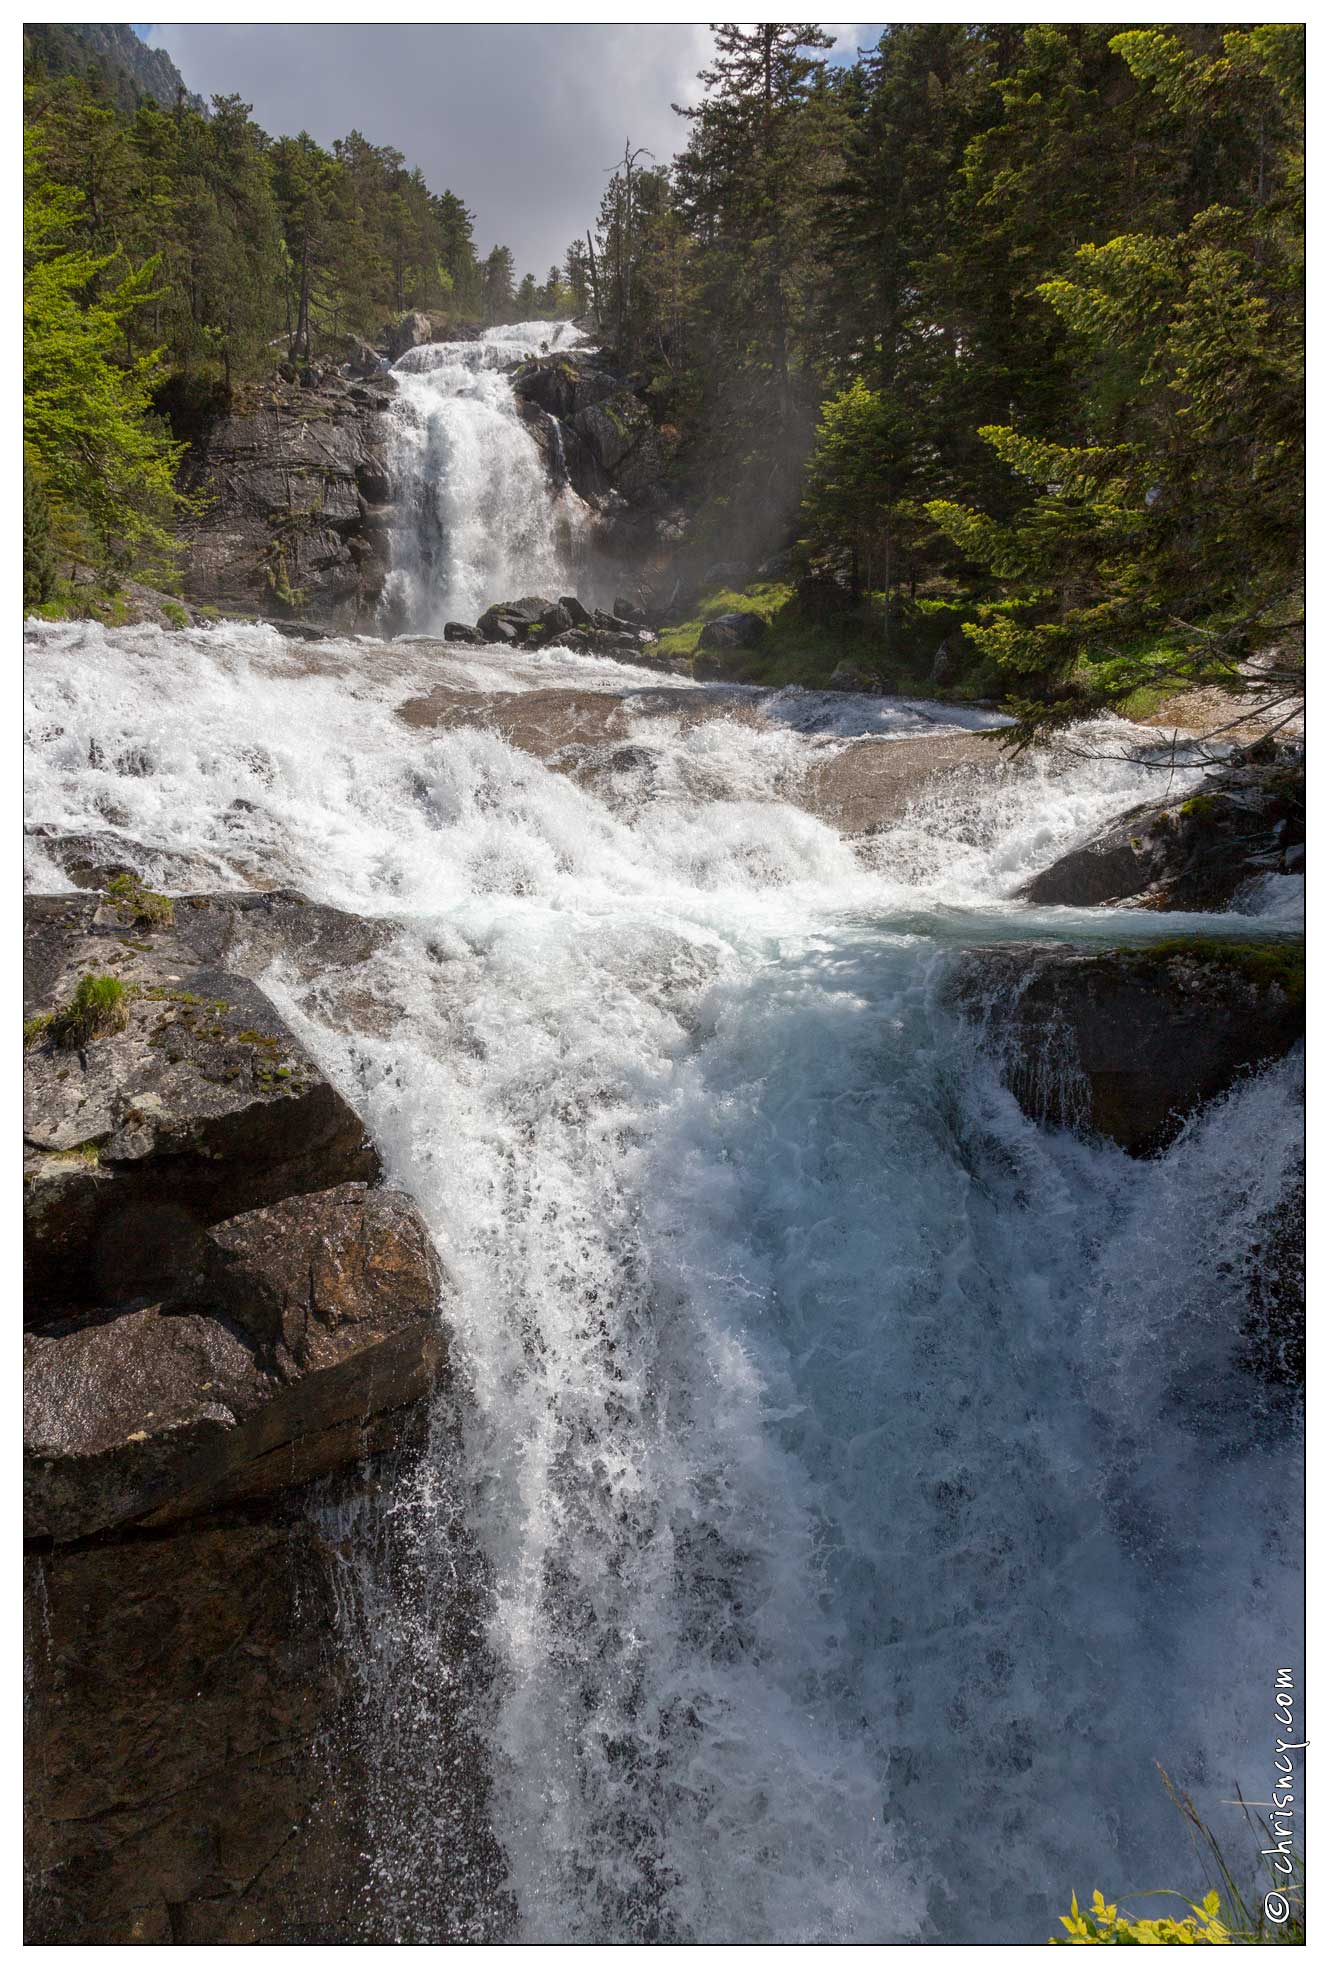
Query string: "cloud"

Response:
xmin=144 ymin=23 xmax=718 ymax=276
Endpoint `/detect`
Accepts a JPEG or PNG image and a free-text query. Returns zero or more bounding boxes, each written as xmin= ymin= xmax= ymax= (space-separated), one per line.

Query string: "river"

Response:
xmin=21 ymin=322 xmax=1303 ymax=1943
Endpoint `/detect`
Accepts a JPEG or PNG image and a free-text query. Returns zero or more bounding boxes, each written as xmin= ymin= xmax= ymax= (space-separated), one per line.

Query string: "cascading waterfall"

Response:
xmin=23 ymin=617 xmax=1302 ymax=1943
xmin=381 ymin=320 xmax=591 ymax=631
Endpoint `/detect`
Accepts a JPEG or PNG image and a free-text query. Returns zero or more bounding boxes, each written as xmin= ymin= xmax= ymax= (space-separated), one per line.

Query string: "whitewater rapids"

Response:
xmin=24 ymin=617 xmax=1303 ymax=1943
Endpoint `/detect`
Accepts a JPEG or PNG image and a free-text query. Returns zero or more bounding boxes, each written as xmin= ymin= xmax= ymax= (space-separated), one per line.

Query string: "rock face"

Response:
xmin=948 ymin=939 xmax=1304 ymax=1155
xmin=1020 ymin=762 xmax=1304 ymax=909
xmin=26 ymin=1511 xmax=364 ymax=1942
xmin=22 ymin=885 xmax=501 ymax=1943
xmin=177 ymin=369 xmax=397 ymax=629
xmin=510 ymin=349 xmax=682 ymax=560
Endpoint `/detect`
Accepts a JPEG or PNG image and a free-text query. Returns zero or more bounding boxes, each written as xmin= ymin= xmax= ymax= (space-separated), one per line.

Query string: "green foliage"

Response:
xmin=49 ymin=974 xmax=131 ymax=1049
xmin=801 ymin=380 xmax=936 ymax=615
xmin=920 ymin=25 xmax=1303 ymax=740
xmin=23 ymin=128 xmax=189 ymax=570
xmin=622 ymin=23 xmax=1301 ymax=739
xmin=24 ymin=1012 xmax=53 ymax=1050
xmin=656 ymin=579 xmax=987 ymax=696
xmin=1052 ymin=1887 xmax=1229 ymax=1944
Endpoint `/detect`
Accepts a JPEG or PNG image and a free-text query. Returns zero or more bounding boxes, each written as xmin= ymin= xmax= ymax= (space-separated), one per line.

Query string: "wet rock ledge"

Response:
xmin=23 ymin=884 xmax=478 ymax=1942
xmin=948 ymin=937 xmax=1304 ymax=1156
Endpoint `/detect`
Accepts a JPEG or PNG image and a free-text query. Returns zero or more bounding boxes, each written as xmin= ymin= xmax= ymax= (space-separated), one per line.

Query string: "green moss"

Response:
xmin=1121 ymin=937 xmax=1304 ymax=1007
xmin=1177 ymin=794 xmax=1220 ymax=820
xmin=105 ymin=871 xmax=174 ymax=929
xmin=24 ymin=1012 xmax=53 ymax=1050
xmin=161 ymin=600 xmax=190 ymax=630
xmin=50 ymin=973 xmax=131 ymax=1048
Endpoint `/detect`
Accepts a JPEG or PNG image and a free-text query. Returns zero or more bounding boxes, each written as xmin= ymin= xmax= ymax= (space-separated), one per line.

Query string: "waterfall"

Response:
xmin=381 ymin=320 xmax=592 ymax=632
xmin=23 ymin=618 xmax=1302 ymax=1942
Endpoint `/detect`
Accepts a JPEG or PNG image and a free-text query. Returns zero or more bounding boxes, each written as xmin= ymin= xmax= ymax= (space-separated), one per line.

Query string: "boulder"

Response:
xmin=385 ymin=310 xmax=432 ymax=358
xmin=345 ymin=335 xmax=387 ymax=378
xmin=557 ymin=594 xmax=592 ymax=627
xmin=947 ymin=938 xmax=1304 ymax=1155
xmin=1020 ymin=763 xmax=1304 ymax=910
xmin=477 ymin=598 xmax=548 ymax=644
xmin=793 ymin=571 xmax=855 ymax=617
xmin=23 ymin=894 xmax=382 ymax=1306
xmin=537 ymin=601 xmax=574 ymax=641
xmin=443 ymin=621 xmax=485 ymax=644
xmin=827 ymin=661 xmax=882 ymax=693
xmin=698 ymin=610 xmax=767 ymax=652
xmin=25 ymin=1183 xmax=446 ymax=1542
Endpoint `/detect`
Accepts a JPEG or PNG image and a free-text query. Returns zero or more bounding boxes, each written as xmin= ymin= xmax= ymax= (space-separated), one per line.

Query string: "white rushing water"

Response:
xmin=381 ymin=320 xmax=591 ymax=632
xmin=24 ymin=618 xmax=1302 ymax=1943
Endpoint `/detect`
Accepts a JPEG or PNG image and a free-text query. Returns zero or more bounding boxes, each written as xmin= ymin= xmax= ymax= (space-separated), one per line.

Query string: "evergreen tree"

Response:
xmin=927 ymin=26 xmax=1305 ymax=740
xmin=482 ymin=245 xmax=515 ymax=323
xmin=24 ymin=131 xmax=188 ymax=566
xmin=563 ymin=237 xmax=591 ymax=313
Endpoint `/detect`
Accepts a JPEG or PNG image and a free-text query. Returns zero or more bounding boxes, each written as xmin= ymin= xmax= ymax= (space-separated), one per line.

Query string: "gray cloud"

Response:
xmin=144 ymin=23 xmax=721 ymax=277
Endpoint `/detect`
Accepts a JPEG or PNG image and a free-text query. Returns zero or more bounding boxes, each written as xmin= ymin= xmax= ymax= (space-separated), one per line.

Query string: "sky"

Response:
xmin=140 ymin=24 xmax=877 ymax=277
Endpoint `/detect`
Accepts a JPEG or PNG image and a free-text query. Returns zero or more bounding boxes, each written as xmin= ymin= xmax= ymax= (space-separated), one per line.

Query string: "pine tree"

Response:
xmin=482 ymin=245 xmax=515 ymax=324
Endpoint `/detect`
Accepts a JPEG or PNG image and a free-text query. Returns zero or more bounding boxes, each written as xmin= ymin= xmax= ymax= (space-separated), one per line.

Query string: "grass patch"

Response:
xmin=28 ymin=576 xmax=138 ymax=628
xmin=105 ymin=871 xmax=174 ymax=930
xmin=24 ymin=1013 xmax=52 ymax=1050
xmin=49 ymin=974 xmax=131 ymax=1049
